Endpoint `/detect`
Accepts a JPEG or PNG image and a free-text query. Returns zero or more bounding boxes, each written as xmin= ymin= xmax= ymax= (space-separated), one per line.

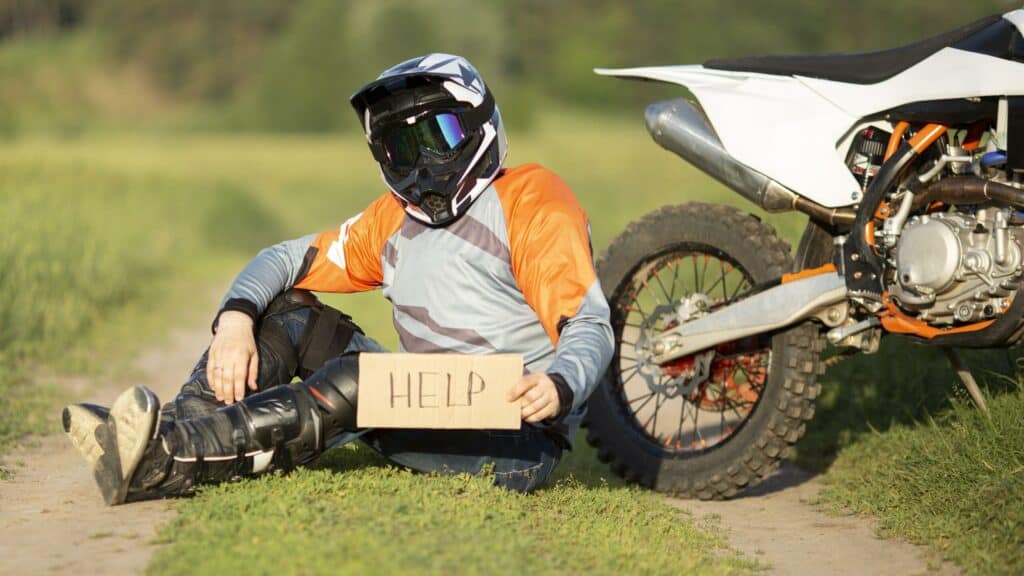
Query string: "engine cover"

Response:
xmin=892 ymin=210 xmax=1023 ymax=325
xmin=896 ymin=217 xmax=962 ymax=294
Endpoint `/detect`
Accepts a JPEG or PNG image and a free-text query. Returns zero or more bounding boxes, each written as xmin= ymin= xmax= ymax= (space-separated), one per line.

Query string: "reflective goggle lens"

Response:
xmin=434 ymin=113 xmax=466 ymax=149
xmin=382 ymin=112 xmax=467 ymax=167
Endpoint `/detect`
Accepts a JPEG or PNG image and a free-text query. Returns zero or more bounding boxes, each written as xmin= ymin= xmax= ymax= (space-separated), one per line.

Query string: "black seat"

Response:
xmin=704 ymin=14 xmax=1007 ymax=84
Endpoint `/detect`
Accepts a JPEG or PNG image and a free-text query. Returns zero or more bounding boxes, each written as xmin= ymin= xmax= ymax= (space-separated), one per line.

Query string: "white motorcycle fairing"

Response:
xmin=596 ymin=9 xmax=1024 ymax=209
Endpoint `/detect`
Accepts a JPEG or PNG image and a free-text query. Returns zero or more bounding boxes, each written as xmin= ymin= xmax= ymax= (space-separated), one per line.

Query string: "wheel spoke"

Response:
xmin=669 ymin=258 xmax=682 ymax=301
xmin=729 ymin=278 xmax=751 ymax=300
xmin=612 ymin=246 xmax=769 ymax=457
xmin=641 ymin=276 xmax=663 ymax=306
xmin=703 ymin=273 xmax=725 ymax=300
xmin=675 ymin=399 xmax=687 ymax=448
xmin=719 ymin=261 xmax=730 ymax=302
xmin=643 ymin=390 xmax=665 ymax=433
xmin=630 ymin=298 xmax=650 ymax=322
xmin=627 ymin=389 xmax=655 ymax=404
xmin=652 ymin=273 xmax=673 ymax=305
xmin=617 ymin=364 xmax=640 ymax=383
xmin=629 ymin=392 xmax=658 ymax=416
xmin=728 ymin=402 xmax=746 ymax=422
xmin=700 ymin=255 xmax=711 ymax=293
xmin=691 ymin=392 xmax=706 ymax=447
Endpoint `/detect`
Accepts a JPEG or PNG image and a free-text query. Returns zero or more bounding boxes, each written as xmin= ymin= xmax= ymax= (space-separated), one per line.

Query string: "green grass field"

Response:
xmin=2 ymin=112 xmax=1021 ymax=574
xmin=818 ymin=379 xmax=1024 ymax=575
xmin=149 ymin=442 xmax=758 ymax=576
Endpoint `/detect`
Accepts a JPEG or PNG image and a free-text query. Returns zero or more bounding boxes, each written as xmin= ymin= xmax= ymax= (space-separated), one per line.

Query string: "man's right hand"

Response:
xmin=207 ymin=311 xmax=259 ymax=405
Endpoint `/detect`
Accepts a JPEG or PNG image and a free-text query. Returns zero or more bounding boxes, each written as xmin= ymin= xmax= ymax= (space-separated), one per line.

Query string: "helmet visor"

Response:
xmin=381 ymin=112 xmax=468 ymax=168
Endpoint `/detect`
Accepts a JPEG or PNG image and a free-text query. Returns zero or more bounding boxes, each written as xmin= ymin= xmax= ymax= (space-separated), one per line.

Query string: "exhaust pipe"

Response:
xmin=645 ymin=99 xmax=855 ymax=227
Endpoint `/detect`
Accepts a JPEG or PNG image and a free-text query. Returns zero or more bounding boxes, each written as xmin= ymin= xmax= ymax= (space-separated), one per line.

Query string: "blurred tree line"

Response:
xmin=0 ymin=0 xmax=1016 ymax=132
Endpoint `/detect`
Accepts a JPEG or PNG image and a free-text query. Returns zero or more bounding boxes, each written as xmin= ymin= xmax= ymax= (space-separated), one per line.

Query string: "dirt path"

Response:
xmin=671 ymin=463 xmax=959 ymax=576
xmin=0 ymin=327 xmax=210 ymax=576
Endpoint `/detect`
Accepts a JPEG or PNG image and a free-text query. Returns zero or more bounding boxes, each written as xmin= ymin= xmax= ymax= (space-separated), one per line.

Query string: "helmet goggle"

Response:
xmin=373 ymin=110 xmax=470 ymax=169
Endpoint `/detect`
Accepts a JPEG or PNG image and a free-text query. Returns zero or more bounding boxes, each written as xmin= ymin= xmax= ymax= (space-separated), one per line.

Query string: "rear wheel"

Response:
xmin=584 ymin=203 xmax=823 ymax=499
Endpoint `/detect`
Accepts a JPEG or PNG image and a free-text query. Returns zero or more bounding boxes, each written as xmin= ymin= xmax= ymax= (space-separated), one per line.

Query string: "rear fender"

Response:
xmin=596 ymin=65 xmax=863 ymax=209
xmin=594 ymin=65 xmax=750 ymax=90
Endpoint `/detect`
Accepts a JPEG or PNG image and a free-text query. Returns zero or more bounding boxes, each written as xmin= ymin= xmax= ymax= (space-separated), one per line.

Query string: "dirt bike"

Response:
xmin=583 ymin=10 xmax=1024 ymax=499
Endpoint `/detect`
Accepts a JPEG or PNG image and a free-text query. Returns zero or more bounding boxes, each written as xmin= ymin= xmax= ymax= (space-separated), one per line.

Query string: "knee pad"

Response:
xmin=231 ymin=384 xmax=321 ymax=469
xmin=255 ymin=325 xmax=300 ymax=389
xmin=298 ymin=352 xmax=360 ymax=438
xmin=261 ymin=288 xmax=363 ymax=380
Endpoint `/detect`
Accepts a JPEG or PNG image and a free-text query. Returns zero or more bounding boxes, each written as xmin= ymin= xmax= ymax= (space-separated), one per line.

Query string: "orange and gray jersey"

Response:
xmin=220 ymin=164 xmax=613 ymax=442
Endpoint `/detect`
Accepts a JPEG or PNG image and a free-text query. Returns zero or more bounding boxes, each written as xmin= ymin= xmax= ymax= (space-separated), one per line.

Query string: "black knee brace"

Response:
xmin=262 ymin=289 xmax=363 ymax=380
xmin=297 ymin=352 xmax=360 ymax=441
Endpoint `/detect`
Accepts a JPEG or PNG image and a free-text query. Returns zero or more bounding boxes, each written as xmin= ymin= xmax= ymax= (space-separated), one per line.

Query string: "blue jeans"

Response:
xmin=170 ymin=291 xmax=562 ymax=493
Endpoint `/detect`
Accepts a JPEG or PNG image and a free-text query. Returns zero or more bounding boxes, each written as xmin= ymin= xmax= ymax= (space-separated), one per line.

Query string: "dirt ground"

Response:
xmin=0 ymin=328 xmax=209 ymax=576
xmin=672 ymin=463 xmax=959 ymax=576
xmin=1 ymin=326 xmax=959 ymax=576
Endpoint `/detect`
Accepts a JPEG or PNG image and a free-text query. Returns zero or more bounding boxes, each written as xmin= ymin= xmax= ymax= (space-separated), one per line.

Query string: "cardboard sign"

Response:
xmin=357 ymin=353 xmax=522 ymax=429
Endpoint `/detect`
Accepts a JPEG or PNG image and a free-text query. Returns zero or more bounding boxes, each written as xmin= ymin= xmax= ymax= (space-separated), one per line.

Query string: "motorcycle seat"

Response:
xmin=704 ymin=14 xmax=1011 ymax=84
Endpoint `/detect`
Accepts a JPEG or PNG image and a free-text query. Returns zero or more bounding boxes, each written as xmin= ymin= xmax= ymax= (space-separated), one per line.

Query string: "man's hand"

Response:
xmin=507 ymin=373 xmax=560 ymax=423
xmin=207 ymin=311 xmax=259 ymax=405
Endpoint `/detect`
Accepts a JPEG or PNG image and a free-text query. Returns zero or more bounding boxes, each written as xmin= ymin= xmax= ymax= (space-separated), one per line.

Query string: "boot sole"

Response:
xmin=94 ymin=386 xmax=159 ymax=506
xmin=62 ymin=403 xmax=110 ymax=466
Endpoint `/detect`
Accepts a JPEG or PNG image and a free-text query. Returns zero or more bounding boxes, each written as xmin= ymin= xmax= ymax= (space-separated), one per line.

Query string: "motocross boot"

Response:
xmin=81 ymin=352 xmax=360 ymax=505
xmin=62 ymin=403 xmax=111 ymax=469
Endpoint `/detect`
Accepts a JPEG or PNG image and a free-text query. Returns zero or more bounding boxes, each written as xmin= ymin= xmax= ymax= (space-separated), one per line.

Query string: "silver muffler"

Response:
xmin=645 ymin=99 xmax=855 ymax=225
xmin=649 ymin=272 xmax=847 ymax=363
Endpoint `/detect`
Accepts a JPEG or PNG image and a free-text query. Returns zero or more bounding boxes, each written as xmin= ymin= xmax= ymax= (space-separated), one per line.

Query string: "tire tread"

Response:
xmin=584 ymin=203 xmax=822 ymax=500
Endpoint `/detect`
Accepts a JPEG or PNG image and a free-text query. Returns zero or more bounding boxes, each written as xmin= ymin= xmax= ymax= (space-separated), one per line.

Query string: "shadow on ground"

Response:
xmin=314 ymin=430 xmax=630 ymax=493
xmin=796 ymin=337 xmax=1022 ymax=472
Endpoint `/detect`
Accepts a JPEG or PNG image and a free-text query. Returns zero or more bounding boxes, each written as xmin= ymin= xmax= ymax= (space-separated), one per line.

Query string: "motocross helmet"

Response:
xmin=350 ymin=53 xmax=508 ymax=226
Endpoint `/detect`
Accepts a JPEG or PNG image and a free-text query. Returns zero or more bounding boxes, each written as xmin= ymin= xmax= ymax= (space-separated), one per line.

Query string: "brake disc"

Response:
xmin=634 ymin=297 xmax=715 ymax=399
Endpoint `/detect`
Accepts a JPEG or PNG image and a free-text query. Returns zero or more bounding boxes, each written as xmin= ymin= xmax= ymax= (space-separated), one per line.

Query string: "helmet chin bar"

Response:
xmin=387 ymin=160 xmax=460 ymax=225
xmin=420 ymin=192 xmax=449 ymax=217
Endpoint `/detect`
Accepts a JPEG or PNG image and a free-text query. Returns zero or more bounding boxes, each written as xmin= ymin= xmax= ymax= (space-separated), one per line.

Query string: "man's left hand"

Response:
xmin=507 ymin=373 xmax=560 ymax=423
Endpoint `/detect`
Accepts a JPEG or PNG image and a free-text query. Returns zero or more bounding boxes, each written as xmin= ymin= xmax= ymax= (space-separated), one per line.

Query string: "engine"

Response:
xmin=890 ymin=208 xmax=1023 ymax=325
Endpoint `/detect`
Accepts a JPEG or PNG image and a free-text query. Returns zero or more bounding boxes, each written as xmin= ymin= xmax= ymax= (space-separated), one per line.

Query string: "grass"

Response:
xmin=795 ymin=343 xmax=1018 ymax=471
xmin=0 ymin=158 xmax=289 ymax=452
xmin=795 ymin=339 xmax=1024 ymax=573
xmin=149 ymin=438 xmax=759 ymax=576
xmin=814 ymin=380 xmax=1024 ymax=575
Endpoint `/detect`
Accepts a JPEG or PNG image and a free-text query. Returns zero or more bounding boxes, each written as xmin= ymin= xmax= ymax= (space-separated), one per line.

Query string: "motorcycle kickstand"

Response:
xmin=941 ymin=347 xmax=990 ymax=416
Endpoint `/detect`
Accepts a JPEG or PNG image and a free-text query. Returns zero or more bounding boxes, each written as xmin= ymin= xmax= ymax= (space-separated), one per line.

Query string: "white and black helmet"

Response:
xmin=351 ymin=53 xmax=509 ymax=226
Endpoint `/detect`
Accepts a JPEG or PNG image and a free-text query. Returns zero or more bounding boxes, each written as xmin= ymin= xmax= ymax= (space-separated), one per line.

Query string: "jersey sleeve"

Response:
xmin=498 ymin=165 xmax=614 ymax=413
xmin=500 ymin=166 xmax=599 ymax=344
xmin=294 ymin=193 xmax=405 ymax=293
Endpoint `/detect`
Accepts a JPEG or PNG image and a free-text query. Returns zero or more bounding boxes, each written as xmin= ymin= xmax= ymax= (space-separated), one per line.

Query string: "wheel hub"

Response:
xmin=634 ymin=297 xmax=715 ymax=398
